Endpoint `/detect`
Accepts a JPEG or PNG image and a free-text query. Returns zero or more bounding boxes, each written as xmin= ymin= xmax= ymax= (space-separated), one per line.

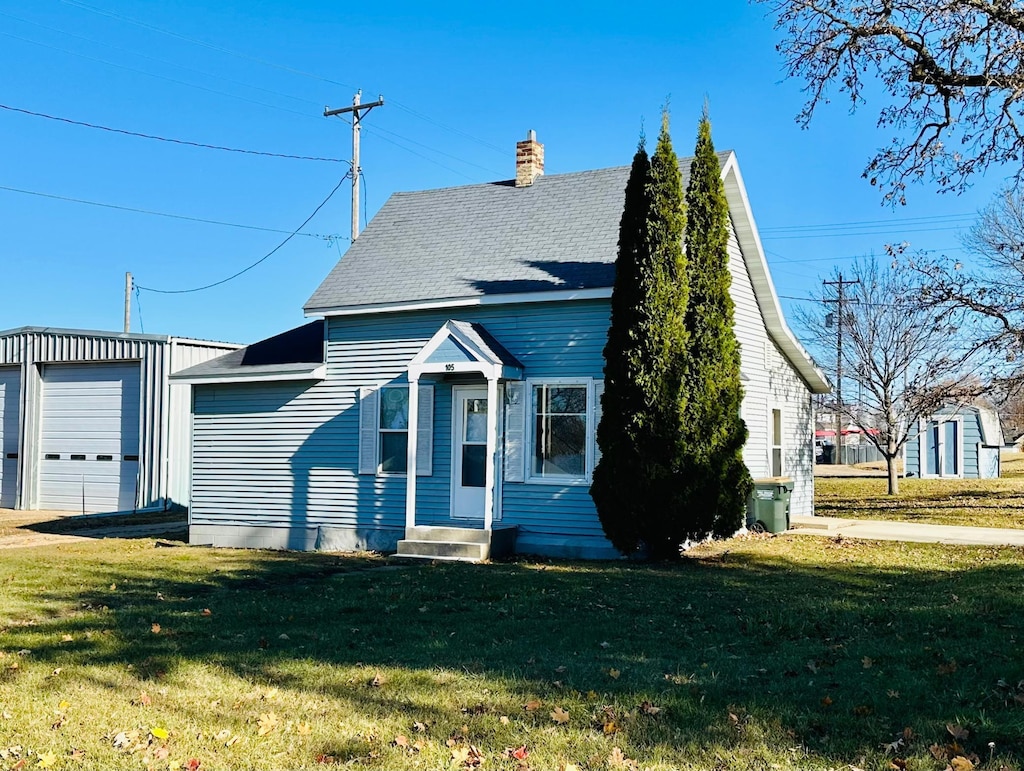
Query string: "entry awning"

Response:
xmin=408 ymin=320 xmax=523 ymax=381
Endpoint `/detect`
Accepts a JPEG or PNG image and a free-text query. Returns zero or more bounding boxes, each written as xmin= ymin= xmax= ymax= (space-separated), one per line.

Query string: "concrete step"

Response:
xmin=396 ymin=539 xmax=488 ymax=562
xmin=405 ymin=525 xmax=491 ymax=544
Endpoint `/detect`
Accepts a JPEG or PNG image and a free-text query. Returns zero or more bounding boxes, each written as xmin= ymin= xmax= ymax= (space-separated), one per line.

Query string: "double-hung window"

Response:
xmin=771 ymin=408 xmax=783 ymax=477
xmin=530 ymin=382 xmax=589 ymax=482
xmin=379 ymin=386 xmax=410 ymax=473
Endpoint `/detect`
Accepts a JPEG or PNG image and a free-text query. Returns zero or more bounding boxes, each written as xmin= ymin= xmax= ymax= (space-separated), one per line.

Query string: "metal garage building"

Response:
xmin=0 ymin=327 xmax=238 ymax=513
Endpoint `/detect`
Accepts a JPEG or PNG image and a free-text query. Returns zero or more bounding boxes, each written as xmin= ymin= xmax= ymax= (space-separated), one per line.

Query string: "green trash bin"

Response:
xmin=747 ymin=478 xmax=794 ymax=533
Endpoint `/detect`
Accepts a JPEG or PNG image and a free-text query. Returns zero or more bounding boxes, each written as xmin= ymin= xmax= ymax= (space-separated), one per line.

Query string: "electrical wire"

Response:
xmin=134 ymin=284 xmax=145 ymax=333
xmin=0 ymin=29 xmax=320 ymax=123
xmin=363 ymin=123 xmax=504 ymax=176
xmin=0 ymin=9 xmax=323 ymax=111
xmin=61 ymin=0 xmax=361 ymax=91
xmin=0 ymin=183 xmax=339 ymax=239
xmin=760 ymin=212 xmax=976 ymax=233
xmin=0 ymin=103 xmax=347 ymax=163
xmin=135 ymin=175 xmax=347 ymax=294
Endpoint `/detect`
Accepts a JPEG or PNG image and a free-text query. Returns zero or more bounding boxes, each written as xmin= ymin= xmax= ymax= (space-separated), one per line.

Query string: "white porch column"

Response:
xmin=484 ymin=376 xmax=499 ymax=531
xmin=405 ymin=377 xmax=419 ymax=531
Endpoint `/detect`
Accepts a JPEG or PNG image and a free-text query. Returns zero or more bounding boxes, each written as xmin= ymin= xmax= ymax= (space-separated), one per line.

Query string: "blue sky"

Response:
xmin=0 ymin=0 xmax=1006 ymax=345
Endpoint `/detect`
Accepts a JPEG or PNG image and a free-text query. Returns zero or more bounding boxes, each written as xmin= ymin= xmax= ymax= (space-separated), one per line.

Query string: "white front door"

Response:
xmin=451 ymin=387 xmax=488 ymax=520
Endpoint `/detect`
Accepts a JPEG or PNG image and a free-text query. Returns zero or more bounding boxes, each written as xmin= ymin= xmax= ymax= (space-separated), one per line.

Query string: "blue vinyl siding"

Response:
xmin=191 ymin=299 xmax=611 ymax=542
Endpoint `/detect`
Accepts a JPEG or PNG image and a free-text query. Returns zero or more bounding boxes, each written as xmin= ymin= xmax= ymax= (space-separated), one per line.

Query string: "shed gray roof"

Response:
xmin=304 ymin=154 xmax=728 ymax=314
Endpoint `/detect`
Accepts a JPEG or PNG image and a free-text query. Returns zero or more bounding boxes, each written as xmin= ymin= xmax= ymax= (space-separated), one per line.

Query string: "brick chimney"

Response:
xmin=515 ymin=130 xmax=544 ymax=187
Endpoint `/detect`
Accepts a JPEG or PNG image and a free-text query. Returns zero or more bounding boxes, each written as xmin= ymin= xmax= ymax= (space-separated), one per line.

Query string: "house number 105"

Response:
xmin=445 ymin=363 xmax=455 ymax=371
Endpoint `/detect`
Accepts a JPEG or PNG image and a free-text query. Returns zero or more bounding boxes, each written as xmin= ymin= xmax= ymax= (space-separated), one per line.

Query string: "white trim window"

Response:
xmin=771 ymin=408 xmax=783 ymax=477
xmin=528 ymin=380 xmax=591 ymax=483
xmin=357 ymin=384 xmax=433 ymax=477
xmin=379 ymin=385 xmax=410 ymax=474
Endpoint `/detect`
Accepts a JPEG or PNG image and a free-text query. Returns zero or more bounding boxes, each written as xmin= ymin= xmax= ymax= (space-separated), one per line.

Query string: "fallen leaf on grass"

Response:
xmin=412 ymin=721 xmax=428 ymax=733
xmin=451 ymin=744 xmax=484 ymax=768
xmin=608 ymin=747 xmax=638 ymax=770
xmin=947 ymin=724 xmax=970 ymax=741
xmin=184 ymin=759 xmax=201 ymax=771
xmin=152 ymin=746 xmax=170 ymax=761
xmin=890 ymin=760 xmax=907 ymax=771
xmin=862 ymin=657 xmax=873 ymax=669
xmin=262 ymin=688 xmax=279 ymax=702
xmin=296 ymin=722 xmax=312 ymax=736
xmin=257 ymin=713 xmax=278 ymax=736
xmin=950 ymin=757 xmax=975 ymax=771
xmin=150 ymin=727 xmax=169 ymax=741
xmin=638 ymin=701 xmax=661 ymax=716
xmin=607 ymin=668 xmax=621 ymax=680
xmin=502 ymin=745 xmax=529 ymax=761
xmin=523 ymin=699 xmax=541 ymax=712
xmin=938 ymin=660 xmax=959 ymax=676
xmin=499 ymin=716 xmax=510 ymax=725
xmin=821 ymin=696 xmax=833 ymax=707
xmin=201 ymin=609 xmax=212 ymax=617
xmin=60 ymin=635 xmax=73 ymax=643
xmin=36 ymin=752 xmax=58 ymax=768
xmin=133 ymin=692 xmax=152 ymax=707
xmin=550 ymin=707 xmax=570 ymax=725
xmin=151 ymin=623 xmax=161 ymax=634
xmin=69 ymin=748 xmax=85 ymax=763
xmin=370 ymin=673 xmax=385 ymax=688
xmin=806 ymin=660 xmax=818 ymax=674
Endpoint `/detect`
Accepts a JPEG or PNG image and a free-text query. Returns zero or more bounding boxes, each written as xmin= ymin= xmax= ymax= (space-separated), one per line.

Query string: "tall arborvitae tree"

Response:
xmin=592 ymin=113 xmax=692 ymax=559
xmin=591 ymin=138 xmax=652 ymax=553
xmin=679 ymin=111 xmax=752 ymax=538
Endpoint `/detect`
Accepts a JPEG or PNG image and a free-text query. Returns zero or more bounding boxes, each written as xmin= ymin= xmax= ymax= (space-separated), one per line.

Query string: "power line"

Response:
xmin=0 ymin=9 xmax=323 ymax=111
xmin=57 ymin=1 xmax=506 ymax=162
xmin=0 ymin=183 xmax=340 ymax=239
xmin=135 ymin=175 xmax=347 ymax=294
xmin=762 ymin=225 xmax=971 ymax=241
xmin=761 ymin=212 xmax=975 ymax=233
xmin=134 ymin=285 xmax=145 ymax=333
xmin=0 ymin=103 xmax=347 ymax=163
xmin=0 ymin=29 xmax=320 ymax=123
xmin=363 ymin=123 xmax=504 ymax=176
xmin=60 ymin=0 xmax=360 ymax=90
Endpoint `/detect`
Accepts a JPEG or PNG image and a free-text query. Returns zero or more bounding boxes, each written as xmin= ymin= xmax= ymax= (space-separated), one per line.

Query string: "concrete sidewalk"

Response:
xmin=791 ymin=515 xmax=1024 ymax=546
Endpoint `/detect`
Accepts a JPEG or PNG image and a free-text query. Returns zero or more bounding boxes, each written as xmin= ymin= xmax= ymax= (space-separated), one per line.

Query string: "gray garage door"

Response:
xmin=0 ymin=367 xmax=20 ymax=508
xmin=39 ymin=362 xmax=141 ymax=513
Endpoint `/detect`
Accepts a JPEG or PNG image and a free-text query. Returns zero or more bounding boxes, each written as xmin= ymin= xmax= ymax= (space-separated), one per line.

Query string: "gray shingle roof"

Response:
xmin=304 ymin=153 xmax=730 ymax=313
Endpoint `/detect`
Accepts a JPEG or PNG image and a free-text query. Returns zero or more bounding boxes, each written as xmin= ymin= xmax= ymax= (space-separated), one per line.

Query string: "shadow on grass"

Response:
xmin=19 ymin=509 xmax=187 ymax=536
xmin=4 ymin=540 xmax=1024 ymax=766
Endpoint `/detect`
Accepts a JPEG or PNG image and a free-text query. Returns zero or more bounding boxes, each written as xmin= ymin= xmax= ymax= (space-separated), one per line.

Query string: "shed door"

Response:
xmin=39 ymin=362 xmax=141 ymax=513
xmin=0 ymin=367 xmax=20 ymax=508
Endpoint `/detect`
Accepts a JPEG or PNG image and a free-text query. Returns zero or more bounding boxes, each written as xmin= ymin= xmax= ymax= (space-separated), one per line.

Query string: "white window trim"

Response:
xmin=770 ymin=407 xmax=783 ymax=477
xmin=378 ymin=384 xmax=410 ymax=477
xmin=524 ymin=377 xmax=596 ymax=486
xmin=918 ymin=415 xmax=965 ymax=479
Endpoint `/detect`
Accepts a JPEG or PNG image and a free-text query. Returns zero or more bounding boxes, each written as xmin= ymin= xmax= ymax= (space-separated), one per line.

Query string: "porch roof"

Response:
xmin=408 ymin=320 xmax=523 ymax=380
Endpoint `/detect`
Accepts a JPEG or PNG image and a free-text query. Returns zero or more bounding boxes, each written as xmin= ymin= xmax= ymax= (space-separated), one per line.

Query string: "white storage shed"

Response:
xmin=0 ymin=327 xmax=238 ymax=513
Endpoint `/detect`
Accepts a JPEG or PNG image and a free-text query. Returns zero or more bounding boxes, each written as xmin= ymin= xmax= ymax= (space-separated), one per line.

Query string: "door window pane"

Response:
xmin=465 ymin=398 xmax=487 ymax=443
xmin=462 ymin=444 xmax=486 ymax=487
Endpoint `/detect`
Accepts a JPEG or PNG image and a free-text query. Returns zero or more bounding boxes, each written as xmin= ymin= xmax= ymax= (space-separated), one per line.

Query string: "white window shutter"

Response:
xmin=592 ymin=379 xmax=605 ymax=470
xmin=358 ymin=386 xmax=379 ymax=475
xmin=416 ymin=383 xmax=434 ymax=477
xmin=504 ymin=381 xmax=526 ymax=482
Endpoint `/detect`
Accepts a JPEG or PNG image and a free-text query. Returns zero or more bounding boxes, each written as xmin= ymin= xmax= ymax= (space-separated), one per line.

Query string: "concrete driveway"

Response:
xmin=791 ymin=515 xmax=1024 ymax=546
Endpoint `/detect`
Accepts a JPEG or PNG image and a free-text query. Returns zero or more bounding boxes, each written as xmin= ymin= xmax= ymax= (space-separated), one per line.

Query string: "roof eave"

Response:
xmin=720 ymin=154 xmax=832 ymax=394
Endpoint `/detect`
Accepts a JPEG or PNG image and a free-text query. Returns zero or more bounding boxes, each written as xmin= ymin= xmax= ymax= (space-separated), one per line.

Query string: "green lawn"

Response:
xmin=816 ymin=476 xmax=1024 ymax=529
xmin=2 ymin=536 xmax=1024 ymax=770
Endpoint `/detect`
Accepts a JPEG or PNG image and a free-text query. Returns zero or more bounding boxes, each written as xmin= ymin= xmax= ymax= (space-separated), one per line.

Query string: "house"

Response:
xmin=904 ymin=404 xmax=1004 ymax=479
xmin=172 ymin=132 xmax=830 ymax=559
xmin=0 ymin=327 xmax=238 ymax=512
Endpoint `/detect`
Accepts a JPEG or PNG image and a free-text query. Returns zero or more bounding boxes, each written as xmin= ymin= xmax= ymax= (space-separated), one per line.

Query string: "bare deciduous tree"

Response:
xmin=800 ymin=259 xmax=985 ymax=494
xmin=760 ymin=0 xmax=1024 ymax=204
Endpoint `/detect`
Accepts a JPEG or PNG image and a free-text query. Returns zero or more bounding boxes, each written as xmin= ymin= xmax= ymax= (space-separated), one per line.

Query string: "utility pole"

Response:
xmin=823 ymin=273 xmax=860 ymax=465
xmin=324 ymin=90 xmax=384 ymax=242
xmin=124 ymin=272 xmax=132 ymax=334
